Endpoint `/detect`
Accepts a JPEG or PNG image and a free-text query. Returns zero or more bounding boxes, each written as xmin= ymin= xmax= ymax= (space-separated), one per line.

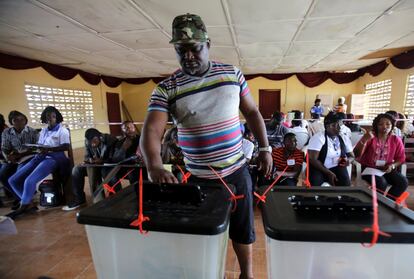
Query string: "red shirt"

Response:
xmin=272 ymin=147 xmax=304 ymax=172
xmin=358 ymin=135 xmax=405 ymax=168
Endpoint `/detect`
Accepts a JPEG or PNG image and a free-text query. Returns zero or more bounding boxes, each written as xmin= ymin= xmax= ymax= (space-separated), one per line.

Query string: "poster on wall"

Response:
xmin=350 ymin=94 xmax=368 ymax=117
xmin=316 ymin=94 xmax=333 ymax=114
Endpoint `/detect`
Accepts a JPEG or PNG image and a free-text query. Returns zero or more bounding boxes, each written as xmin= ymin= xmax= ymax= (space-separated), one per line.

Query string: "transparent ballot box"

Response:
xmin=77 ymin=182 xmax=232 ymax=279
xmin=260 ymin=187 xmax=414 ymax=279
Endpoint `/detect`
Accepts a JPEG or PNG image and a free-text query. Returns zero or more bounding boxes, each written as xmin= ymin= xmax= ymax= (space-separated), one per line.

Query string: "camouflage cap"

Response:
xmin=170 ymin=13 xmax=209 ymax=44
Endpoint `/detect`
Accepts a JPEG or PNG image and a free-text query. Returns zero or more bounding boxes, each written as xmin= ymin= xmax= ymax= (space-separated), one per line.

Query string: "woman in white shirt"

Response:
xmin=308 ymin=112 xmax=355 ymax=186
xmin=7 ymin=106 xmax=70 ymax=219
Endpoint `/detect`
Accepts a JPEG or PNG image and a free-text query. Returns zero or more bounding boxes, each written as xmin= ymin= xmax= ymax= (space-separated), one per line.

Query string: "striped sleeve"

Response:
xmin=294 ymin=149 xmax=304 ymax=166
xmin=148 ymin=82 xmax=170 ymax=112
xmin=235 ymin=67 xmax=250 ymax=97
xmin=272 ymin=147 xmax=286 ymax=170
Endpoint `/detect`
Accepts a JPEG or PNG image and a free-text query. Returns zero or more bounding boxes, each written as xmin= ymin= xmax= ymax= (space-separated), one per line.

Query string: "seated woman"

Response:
xmin=271 ymin=133 xmax=304 ymax=186
xmin=308 ymin=112 xmax=355 ymax=186
xmin=354 ymin=113 xmax=407 ymax=200
xmin=6 ymin=106 xmax=70 ymax=219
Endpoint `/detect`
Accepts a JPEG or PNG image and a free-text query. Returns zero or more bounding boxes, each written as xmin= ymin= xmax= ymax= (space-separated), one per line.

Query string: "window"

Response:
xmin=404 ymin=74 xmax=414 ymax=119
xmin=364 ymin=79 xmax=392 ymax=120
xmin=25 ymin=84 xmax=94 ymax=130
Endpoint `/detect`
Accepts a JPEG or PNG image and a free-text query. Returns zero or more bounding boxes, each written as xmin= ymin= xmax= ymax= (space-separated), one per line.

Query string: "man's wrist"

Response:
xmin=258 ymin=146 xmax=272 ymax=152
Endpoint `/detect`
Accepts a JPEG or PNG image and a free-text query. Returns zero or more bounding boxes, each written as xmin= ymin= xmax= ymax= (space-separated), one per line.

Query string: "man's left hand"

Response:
xmin=257 ymin=152 xmax=273 ymax=177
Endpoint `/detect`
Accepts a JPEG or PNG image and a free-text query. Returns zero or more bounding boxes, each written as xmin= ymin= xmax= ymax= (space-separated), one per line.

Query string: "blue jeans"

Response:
xmin=0 ymin=163 xmax=25 ymax=200
xmin=9 ymin=157 xmax=58 ymax=205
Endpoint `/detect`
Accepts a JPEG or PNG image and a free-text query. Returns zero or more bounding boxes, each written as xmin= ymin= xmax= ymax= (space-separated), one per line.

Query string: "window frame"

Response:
xmin=24 ymin=83 xmax=95 ymax=130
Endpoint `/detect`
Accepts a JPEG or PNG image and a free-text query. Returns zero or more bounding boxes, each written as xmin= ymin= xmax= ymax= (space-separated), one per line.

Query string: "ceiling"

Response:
xmin=0 ymin=0 xmax=413 ymax=78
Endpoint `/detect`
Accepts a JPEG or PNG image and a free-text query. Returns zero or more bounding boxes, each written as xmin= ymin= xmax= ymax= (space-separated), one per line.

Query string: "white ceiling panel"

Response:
xmin=310 ymin=0 xmax=397 ymax=17
xmin=228 ymin=0 xmax=310 ymax=24
xmin=386 ymin=32 xmax=414 ymax=48
xmin=286 ymin=40 xmax=345 ymax=56
xmin=242 ymin=65 xmax=275 ymax=74
xmin=242 ymin=57 xmax=282 ymax=66
xmin=0 ymin=0 xmax=88 ymax=36
xmin=0 ymin=41 xmax=82 ymax=65
xmin=336 ymin=9 xmax=414 ymax=52
xmin=331 ymin=58 xmax=385 ymax=71
xmin=46 ymin=33 xmax=127 ymax=52
xmin=235 ymin=20 xmax=301 ymax=44
xmin=103 ymin=30 xmax=170 ymax=50
xmin=239 ymin=43 xmax=289 ymax=58
xmin=93 ymin=50 xmax=148 ymax=63
xmin=0 ymin=0 xmax=412 ymax=77
xmin=207 ymin=27 xmax=234 ymax=46
xmin=392 ymin=0 xmax=414 ymax=11
xmin=135 ymin=0 xmax=228 ymax=30
xmin=3 ymin=36 xmax=83 ymax=53
xmin=296 ymin=15 xmax=378 ymax=41
xmin=209 ymin=47 xmax=239 ymax=61
xmin=0 ymin=24 xmax=32 ymax=39
xmin=280 ymin=55 xmax=325 ymax=67
xmin=38 ymin=0 xmax=155 ymax=32
xmin=140 ymin=48 xmax=177 ymax=61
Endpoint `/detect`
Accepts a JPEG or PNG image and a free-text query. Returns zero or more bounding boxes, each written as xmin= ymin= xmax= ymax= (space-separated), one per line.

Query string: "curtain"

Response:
xmin=1 ymin=49 xmax=413 ymax=88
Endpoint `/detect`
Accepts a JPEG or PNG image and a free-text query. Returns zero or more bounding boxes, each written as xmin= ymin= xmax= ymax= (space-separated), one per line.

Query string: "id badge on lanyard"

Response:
xmin=376 ymin=160 xmax=386 ymax=167
xmin=287 ymin=159 xmax=295 ymax=166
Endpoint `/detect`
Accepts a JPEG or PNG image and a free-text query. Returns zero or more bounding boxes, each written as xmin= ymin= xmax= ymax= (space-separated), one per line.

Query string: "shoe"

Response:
xmin=62 ymin=200 xmax=86 ymax=211
xmin=6 ymin=204 xmax=38 ymax=220
xmin=11 ymin=200 xmax=20 ymax=210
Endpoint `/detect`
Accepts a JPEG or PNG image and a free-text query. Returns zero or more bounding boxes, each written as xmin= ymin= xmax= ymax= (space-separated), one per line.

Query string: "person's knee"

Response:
xmin=8 ymin=174 xmax=19 ymax=188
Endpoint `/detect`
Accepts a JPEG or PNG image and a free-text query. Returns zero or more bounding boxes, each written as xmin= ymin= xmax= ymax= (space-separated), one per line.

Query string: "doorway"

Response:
xmin=106 ymin=92 xmax=122 ymax=136
xmin=259 ymin=89 xmax=281 ymax=120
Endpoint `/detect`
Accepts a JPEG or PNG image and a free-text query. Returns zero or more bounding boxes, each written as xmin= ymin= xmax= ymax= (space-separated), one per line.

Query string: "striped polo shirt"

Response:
xmin=148 ymin=61 xmax=250 ymax=179
xmin=272 ymin=147 xmax=304 ymax=172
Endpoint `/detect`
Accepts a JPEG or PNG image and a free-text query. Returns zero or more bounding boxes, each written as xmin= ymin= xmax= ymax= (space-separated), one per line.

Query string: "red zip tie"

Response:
xmin=130 ymin=168 xmax=150 ymax=234
xmin=208 ymin=165 xmax=244 ymax=212
xmin=103 ymin=168 xmax=135 ymax=197
xmin=303 ymin=151 xmax=311 ymax=188
xmin=176 ymin=165 xmax=191 ymax=183
xmin=255 ymin=166 xmax=289 ymax=205
xmin=395 ymin=191 xmax=410 ymax=207
xmin=362 ymin=175 xmax=391 ymax=247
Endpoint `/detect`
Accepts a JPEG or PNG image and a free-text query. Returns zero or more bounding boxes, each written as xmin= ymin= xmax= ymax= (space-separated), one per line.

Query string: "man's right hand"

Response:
xmin=8 ymin=153 xmax=19 ymax=164
xmin=148 ymin=167 xmax=178 ymax=184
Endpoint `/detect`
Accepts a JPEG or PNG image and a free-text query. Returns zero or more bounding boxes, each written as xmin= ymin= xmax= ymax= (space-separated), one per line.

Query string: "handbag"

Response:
xmin=39 ymin=179 xmax=62 ymax=207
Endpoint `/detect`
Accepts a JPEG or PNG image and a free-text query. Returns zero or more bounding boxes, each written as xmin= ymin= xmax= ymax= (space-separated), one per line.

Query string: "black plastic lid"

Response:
xmin=77 ymin=182 xmax=233 ymax=235
xmin=261 ymin=187 xmax=414 ymax=243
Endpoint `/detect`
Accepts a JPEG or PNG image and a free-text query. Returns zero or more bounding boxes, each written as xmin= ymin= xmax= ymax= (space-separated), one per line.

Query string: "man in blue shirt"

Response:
xmin=310 ymin=98 xmax=324 ymax=118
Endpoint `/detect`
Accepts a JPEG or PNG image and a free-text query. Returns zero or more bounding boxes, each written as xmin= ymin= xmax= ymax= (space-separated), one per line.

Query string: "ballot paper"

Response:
xmin=361 ymin=167 xmax=385 ymax=177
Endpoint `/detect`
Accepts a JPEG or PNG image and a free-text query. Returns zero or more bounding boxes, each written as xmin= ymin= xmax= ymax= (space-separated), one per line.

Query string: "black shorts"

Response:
xmin=188 ymin=164 xmax=255 ymax=244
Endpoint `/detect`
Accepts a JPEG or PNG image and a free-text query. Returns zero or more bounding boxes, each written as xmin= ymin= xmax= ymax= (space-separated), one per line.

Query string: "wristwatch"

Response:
xmin=258 ymin=146 xmax=272 ymax=152
xmin=391 ymin=164 xmax=396 ymax=170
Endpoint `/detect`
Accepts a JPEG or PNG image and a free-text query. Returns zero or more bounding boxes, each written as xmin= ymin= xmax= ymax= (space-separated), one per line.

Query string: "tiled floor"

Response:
xmin=1 ymin=163 xmax=414 ymax=279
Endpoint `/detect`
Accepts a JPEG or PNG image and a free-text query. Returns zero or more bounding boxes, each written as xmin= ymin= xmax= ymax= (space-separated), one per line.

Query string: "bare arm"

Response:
xmin=353 ymin=131 xmax=373 ymax=158
xmin=239 ymin=94 xmax=272 ymax=176
xmin=140 ymin=111 xmax=178 ymax=183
